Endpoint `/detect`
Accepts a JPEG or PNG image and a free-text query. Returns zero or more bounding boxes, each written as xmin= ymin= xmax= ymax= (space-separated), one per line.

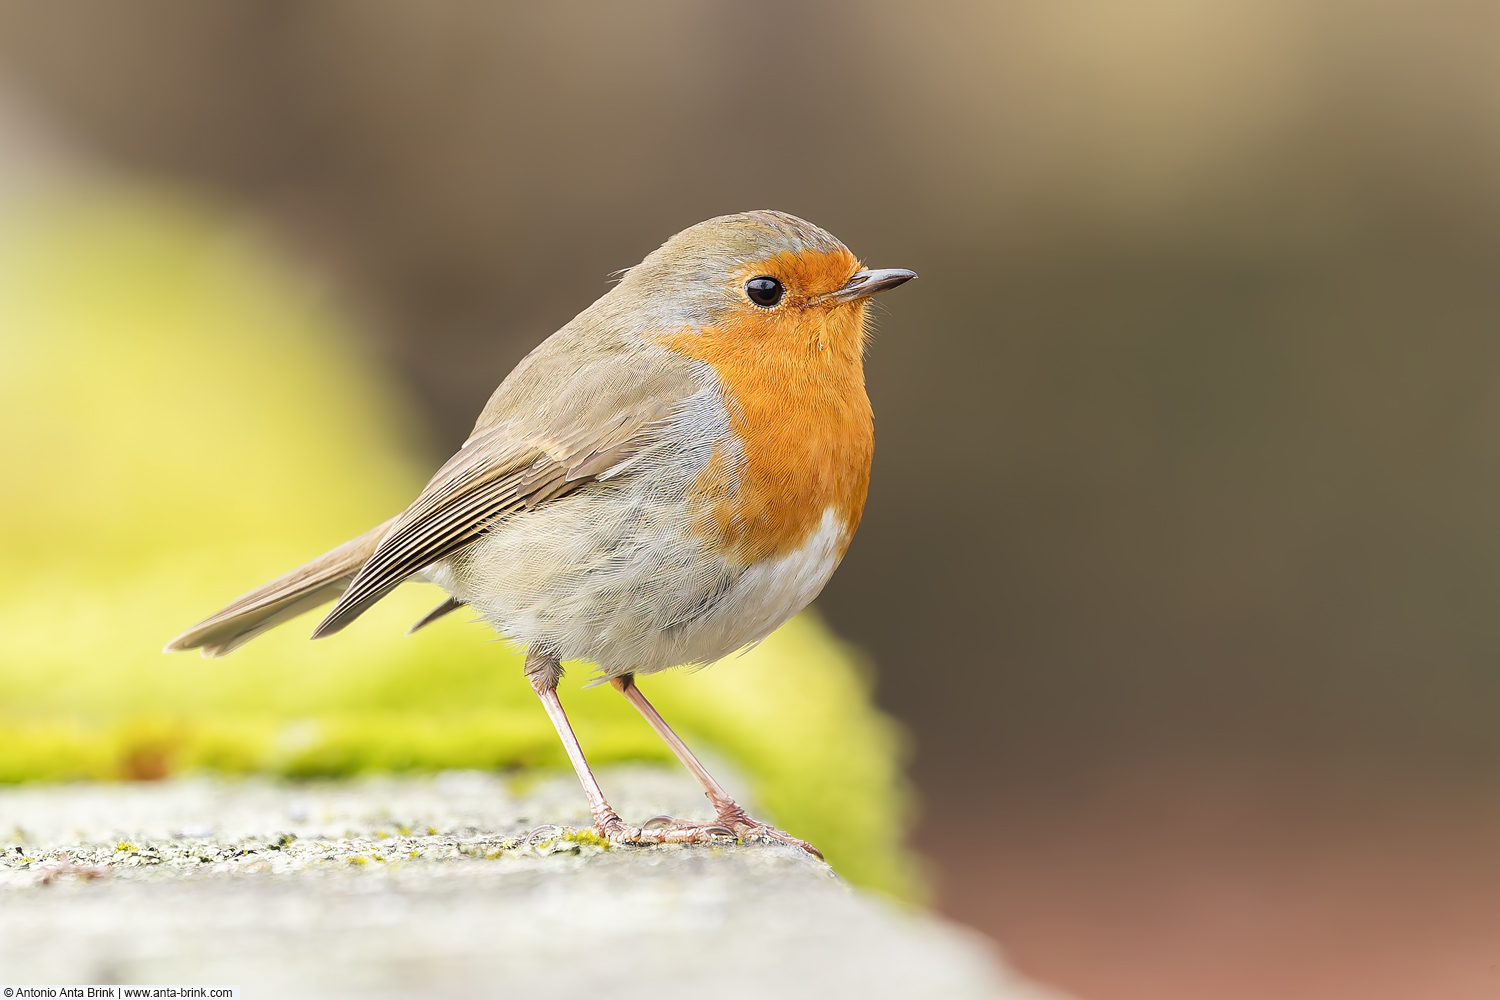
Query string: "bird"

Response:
xmin=165 ymin=210 xmax=915 ymax=855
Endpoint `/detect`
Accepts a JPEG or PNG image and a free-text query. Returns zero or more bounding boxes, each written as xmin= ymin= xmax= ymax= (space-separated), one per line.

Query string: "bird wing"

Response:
xmin=166 ymin=310 xmax=702 ymax=655
xmin=309 ymin=391 xmax=679 ymax=640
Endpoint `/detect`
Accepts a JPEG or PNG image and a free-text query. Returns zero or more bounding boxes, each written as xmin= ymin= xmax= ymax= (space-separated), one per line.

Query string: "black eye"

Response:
xmin=745 ymin=276 xmax=784 ymax=307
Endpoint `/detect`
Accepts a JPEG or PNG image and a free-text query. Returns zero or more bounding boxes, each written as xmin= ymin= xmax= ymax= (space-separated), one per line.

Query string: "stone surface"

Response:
xmin=0 ymin=768 xmax=1064 ymax=999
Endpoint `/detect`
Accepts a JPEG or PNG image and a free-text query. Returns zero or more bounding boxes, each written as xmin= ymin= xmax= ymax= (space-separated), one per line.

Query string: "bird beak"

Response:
xmin=812 ymin=267 xmax=918 ymax=306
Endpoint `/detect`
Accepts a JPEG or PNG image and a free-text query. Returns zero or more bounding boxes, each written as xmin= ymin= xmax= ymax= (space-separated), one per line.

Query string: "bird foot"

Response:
xmin=594 ymin=808 xmax=822 ymax=859
xmin=583 ymin=814 xmax=728 ymax=847
xmin=712 ymin=805 xmax=824 ymax=860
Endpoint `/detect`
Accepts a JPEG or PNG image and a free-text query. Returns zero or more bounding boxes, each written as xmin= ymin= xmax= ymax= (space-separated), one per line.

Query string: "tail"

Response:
xmin=164 ymin=517 xmax=398 ymax=658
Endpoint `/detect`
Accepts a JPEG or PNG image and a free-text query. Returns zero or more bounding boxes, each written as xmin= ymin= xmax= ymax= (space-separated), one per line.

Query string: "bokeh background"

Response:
xmin=2 ymin=2 xmax=1499 ymax=998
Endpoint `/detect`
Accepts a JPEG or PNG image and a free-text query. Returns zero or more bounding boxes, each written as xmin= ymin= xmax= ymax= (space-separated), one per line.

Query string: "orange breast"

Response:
xmin=658 ymin=251 xmax=875 ymax=565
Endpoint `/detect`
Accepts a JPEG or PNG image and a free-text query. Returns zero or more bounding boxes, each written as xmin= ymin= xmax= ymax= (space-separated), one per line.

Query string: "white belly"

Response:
xmin=437 ymin=498 xmax=848 ymax=679
xmin=683 ymin=506 xmax=849 ymax=663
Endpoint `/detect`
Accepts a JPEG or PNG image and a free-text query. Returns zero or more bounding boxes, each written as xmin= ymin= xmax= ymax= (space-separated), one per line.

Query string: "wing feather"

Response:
xmin=310 ymin=399 xmax=672 ymax=639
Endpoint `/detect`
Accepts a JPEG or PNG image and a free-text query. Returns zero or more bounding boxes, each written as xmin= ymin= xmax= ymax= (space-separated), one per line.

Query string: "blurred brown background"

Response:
xmin=4 ymin=2 xmax=1499 ymax=997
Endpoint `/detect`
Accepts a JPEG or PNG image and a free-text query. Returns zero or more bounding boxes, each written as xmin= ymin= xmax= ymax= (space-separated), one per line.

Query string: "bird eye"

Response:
xmin=745 ymin=276 xmax=784 ymax=307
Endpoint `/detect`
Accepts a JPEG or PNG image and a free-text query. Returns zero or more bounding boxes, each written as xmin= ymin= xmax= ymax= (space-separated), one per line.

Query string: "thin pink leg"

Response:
xmin=610 ymin=674 xmax=822 ymax=858
xmin=609 ymin=675 xmax=736 ymax=811
xmin=525 ymin=648 xmax=632 ymax=838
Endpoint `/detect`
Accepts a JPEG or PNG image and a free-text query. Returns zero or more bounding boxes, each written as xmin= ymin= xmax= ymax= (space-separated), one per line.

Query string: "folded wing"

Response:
xmin=309 ymin=402 xmax=673 ymax=639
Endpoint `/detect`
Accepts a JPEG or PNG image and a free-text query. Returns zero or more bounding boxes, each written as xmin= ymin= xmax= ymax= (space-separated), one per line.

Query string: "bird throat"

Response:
xmin=658 ymin=303 xmax=875 ymax=565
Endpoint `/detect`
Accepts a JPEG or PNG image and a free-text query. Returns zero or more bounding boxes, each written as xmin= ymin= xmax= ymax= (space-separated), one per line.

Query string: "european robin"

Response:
xmin=166 ymin=210 xmax=915 ymax=854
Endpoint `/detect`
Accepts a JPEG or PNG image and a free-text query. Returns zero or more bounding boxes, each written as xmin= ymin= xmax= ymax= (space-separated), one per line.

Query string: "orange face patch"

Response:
xmin=657 ymin=248 xmax=876 ymax=564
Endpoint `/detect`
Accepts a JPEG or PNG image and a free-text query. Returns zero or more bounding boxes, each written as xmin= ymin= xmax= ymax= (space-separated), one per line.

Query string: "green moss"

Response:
xmin=562 ymin=828 xmax=610 ymax=849
xmin=0 ymin=187 xmax=923 ymax=901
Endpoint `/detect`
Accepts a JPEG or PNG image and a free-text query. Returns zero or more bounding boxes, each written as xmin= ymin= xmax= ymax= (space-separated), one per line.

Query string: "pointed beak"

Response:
xmin=813 ymin=267 xmax=918 ymax=306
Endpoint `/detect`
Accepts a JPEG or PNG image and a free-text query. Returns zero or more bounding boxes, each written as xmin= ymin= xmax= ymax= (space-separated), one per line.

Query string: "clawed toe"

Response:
xmin=586 ymin=811 xmax=822 ymax=858
xmin=723 ymin=820 xmax=823 ymax=859
xmin=709 ymin=803 xmax=823 ymax=858
xmin=602 ymin=818 xmax=736 ymax=846
xmin=659 ymin=823 xmax=737 ymax=845
xmin=593 ymin=816 xmax=644 ymax=843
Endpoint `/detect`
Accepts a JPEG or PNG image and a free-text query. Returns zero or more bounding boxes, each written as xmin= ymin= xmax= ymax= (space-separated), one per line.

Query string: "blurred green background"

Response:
xmin=2 ymin=3 xmax=1499 ymax=999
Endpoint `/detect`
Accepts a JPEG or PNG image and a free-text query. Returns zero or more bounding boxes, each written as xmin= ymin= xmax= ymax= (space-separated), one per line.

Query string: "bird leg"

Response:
xmin=609 ymin=674 xmax=823 ymax=859
xmin=525 ymin=647 xmax=637 ymax=842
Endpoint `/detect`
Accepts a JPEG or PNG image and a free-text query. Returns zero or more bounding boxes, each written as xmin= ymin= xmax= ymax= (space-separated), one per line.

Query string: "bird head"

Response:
xmin=613 ymin=210 xmax=916 ymax=365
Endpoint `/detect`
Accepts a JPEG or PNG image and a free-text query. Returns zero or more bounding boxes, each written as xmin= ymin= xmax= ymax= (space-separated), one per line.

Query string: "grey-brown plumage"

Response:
xmin=311 ymin=387 xmax=683 ymax=640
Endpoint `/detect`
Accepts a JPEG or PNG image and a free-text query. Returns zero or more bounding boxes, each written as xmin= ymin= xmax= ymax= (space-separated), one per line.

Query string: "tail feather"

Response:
xmin=164 ymin=517 xmax=397 ymax=658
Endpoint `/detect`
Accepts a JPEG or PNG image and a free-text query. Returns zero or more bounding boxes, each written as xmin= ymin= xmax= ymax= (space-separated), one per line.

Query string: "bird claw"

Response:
xmin=723 ymin=820 xmax=823 ymax=859
xmin=659 ymin=823 xmax=737 ymax=845
xmin=711 ymin=805 xmax=824 ymax=859
xmin=589 ymin=810 xmax=822 ymax=858
xmin=593 ymin=816 xmax=644 ymax=843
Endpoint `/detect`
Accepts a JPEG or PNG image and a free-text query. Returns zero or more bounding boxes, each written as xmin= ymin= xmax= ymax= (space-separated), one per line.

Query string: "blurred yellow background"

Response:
xmin=2 ymin=3 xmax=1499 ymax=998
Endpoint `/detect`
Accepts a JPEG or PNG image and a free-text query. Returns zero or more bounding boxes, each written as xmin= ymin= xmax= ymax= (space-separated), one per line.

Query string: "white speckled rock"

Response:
xmin=0 ymin=769 xmax=1065 ymax=1000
